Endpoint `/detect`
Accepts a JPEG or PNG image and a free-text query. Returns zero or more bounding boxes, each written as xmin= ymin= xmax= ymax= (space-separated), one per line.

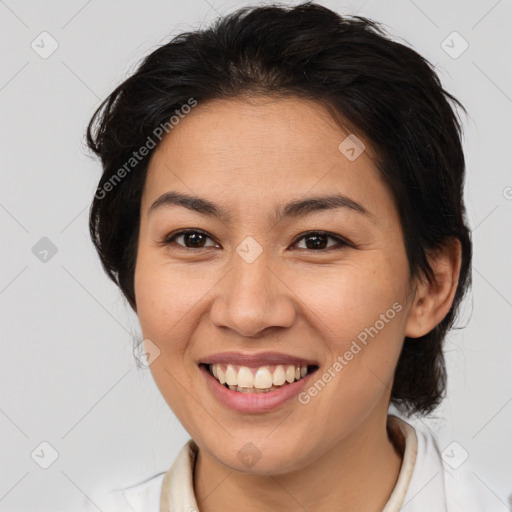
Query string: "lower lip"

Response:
xmin=199 ymin=364 xmax=318 ymax=413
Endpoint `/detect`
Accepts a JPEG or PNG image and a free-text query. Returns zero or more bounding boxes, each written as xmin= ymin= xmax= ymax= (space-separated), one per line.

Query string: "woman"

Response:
xmin=84 ymin=2 xmax=507 ymax=511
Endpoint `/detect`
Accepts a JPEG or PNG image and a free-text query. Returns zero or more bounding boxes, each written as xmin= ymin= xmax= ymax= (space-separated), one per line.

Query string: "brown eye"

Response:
xmin=292 ymin=231 xmax=351 ymax=251
xmin=164 ymin=229 xmax=217 ymax=249
xmin=162 ymin=229 xmax=351 ymax=252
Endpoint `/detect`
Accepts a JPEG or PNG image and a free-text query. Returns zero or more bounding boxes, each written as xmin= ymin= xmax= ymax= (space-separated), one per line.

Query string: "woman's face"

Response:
xmin=134 ymin=96 xmax=416 ymax=473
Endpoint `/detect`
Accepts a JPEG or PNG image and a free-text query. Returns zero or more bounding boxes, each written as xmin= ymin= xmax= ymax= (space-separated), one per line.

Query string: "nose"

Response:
xmin=210 ymin=251 xmax=296 ymax=338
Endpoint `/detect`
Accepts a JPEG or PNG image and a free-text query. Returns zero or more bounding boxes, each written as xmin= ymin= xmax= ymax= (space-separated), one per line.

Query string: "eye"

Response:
xmin=162 ymin=229 xmax=218 ymax=249
xmin=161 ymin=229 xmax=351 ymax=251
xmin=291 ymin=231 xmax=352 ymax=251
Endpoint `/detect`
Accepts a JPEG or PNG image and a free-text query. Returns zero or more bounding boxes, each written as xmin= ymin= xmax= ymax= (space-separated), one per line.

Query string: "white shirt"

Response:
xmin=85 ymin=415 xmax=511 ymax=511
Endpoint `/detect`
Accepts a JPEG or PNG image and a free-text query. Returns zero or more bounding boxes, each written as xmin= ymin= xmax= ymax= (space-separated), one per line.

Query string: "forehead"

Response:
xmin=151 ymin=95 xmax=374 ymax=163
xmin=142 ymin=96 xmax=394 ymax=225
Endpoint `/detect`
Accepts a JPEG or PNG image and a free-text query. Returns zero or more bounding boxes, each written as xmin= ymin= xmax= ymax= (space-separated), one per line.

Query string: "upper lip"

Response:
xmin=199 ymin=351 xmax=319 ymax=367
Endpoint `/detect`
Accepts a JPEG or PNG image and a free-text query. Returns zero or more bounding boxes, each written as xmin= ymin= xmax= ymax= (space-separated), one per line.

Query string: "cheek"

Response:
xmin=134 ymin=251 xmax=202 ymax=421
xmin=134 ymin=247 xmax=182 ymax=345
xmin=296 ymin=258 xmax=407 ymax=400
xmin=134 ymin=247 xmax=220 ymax=353
xmin=298 ymin=256 xmax=407 ymax=337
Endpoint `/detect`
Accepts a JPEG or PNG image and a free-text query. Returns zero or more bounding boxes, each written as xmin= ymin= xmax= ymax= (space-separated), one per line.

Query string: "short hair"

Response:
xmin=85 ymin=1 xmax=472 ymax=417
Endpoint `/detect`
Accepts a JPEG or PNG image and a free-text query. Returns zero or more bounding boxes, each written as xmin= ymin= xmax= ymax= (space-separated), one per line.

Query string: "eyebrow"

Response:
xmin=148 ymin=191 xmax=376 ymax=224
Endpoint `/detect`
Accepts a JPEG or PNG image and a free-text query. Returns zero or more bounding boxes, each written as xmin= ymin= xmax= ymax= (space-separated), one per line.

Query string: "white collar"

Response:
xmin=159 ymin=415 xmax=422 ymax=512
xmin=104 ymin=414 xmax=509 ymax=512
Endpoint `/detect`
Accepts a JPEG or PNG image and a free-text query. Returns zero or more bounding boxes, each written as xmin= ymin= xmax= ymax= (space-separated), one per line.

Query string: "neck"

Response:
xmin=194 ymin=413 xmax=404 ymax=512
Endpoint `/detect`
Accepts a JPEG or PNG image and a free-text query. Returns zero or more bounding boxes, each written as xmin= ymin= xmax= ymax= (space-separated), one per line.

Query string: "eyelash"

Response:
xmin=161 ymin=229 xmax=353 ymax=252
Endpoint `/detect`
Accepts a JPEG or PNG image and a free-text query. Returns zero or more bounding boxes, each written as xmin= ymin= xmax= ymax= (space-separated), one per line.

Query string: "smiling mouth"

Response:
xmin=200 ymin=363 xmax=319 ymax=393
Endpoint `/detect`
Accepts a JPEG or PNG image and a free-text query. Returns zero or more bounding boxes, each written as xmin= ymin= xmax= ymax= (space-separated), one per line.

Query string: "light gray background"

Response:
xmin=1 ymin=0 xmax=511 ymax=510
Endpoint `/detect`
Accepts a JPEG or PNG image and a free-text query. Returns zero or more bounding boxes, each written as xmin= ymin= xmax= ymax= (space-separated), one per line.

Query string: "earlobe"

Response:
xmin=404 ymin=239 xmax=462 ymax=339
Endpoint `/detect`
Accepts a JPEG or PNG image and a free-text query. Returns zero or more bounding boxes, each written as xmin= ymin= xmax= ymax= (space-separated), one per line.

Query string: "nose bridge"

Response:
xmin=233 ymin=245 xmax=271 ymax=297
xmin=211 ymin=240 xmax=295 ymax=336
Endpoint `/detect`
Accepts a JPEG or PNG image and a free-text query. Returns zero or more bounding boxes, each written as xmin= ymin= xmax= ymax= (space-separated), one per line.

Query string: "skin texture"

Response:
xmin=134 ymin=96 xmax=461 ymax=512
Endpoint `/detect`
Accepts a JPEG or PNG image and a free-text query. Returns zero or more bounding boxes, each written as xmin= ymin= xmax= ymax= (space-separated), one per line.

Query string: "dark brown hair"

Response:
xmin=85 ymin=1 xmax=472 ymax=416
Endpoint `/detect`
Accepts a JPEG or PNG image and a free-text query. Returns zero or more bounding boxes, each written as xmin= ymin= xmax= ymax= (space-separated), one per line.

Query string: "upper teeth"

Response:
xmin=209 ymin=363 xmax=308 ymax=389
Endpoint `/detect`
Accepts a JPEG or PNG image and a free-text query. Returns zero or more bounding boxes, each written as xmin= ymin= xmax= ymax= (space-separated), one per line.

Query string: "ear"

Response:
xmin=405 ymin=238 xmax=462 ymax=339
